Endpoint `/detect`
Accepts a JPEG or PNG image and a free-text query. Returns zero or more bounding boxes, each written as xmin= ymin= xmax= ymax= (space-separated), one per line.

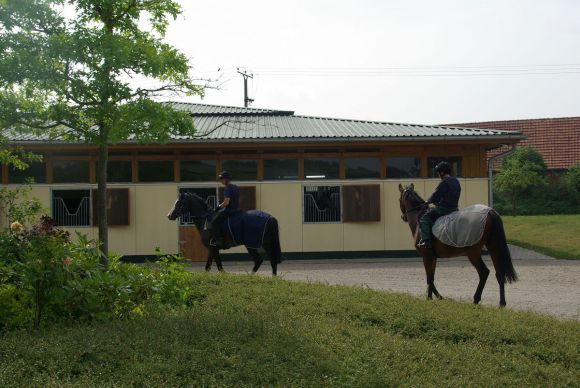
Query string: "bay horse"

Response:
xmin=398 ymin=184 xmax=517 ymax=307
xmin=167 ymin=192 xmax=282 ymax=275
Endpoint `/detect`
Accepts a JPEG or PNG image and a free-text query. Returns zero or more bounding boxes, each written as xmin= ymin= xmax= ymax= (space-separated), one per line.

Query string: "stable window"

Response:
xmin=52 ymin=161 xmax=90 ymax=183
xmin=52 ymin=189 xmax=91 ymax=227
xmin=386 ymin=157 xmax=421 ymax=178
xmin=178 ymin=187 xmax=218 ymax=225
xmin=263 ymin=159 xmax=299 ymax=180
xmin=107 ymin=161 xmax=132 ymax=183
xmin=8 ymin=161 xmax=47 ymax=184
xmin=303 ymin=185 xmax=341 ymax=223
xmin=180 ymin=160 xmax=216 ymax=182
xmin=92 ymin=188 xmax=130 ymax=226
xmin=221 ymin=160 xmax=257 ymax=181
xmin=304 ymin=159 xmax=339 ymax=180
xmin=345 ymin=158 xmax=380 ymax=179
xmin=138 ymin=160 xmax=174 ymax=182
xmin=427 ymin=156 xmax=463 ymax=177
xmin=342 ymin=185 xmax=381 ymax=222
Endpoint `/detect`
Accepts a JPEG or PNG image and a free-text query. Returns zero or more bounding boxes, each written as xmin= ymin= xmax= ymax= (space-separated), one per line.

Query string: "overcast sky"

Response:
xmin=161 ymin=0 xmax=580 ymax=124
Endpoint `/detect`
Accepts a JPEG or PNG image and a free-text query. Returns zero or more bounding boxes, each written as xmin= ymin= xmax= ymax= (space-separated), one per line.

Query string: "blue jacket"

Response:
xmin=223 ymin=183 xmax=240 ymax=213
xmin=427 ymin=176 xmax=461 ymax=210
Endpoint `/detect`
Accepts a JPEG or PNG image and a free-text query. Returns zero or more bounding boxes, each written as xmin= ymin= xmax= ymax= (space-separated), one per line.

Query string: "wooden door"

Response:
xmin=178 ymin=225 xmax=208 ymax=261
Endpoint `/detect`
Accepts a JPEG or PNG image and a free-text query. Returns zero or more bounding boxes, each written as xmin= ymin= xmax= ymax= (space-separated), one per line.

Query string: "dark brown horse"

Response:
xmin=398 ymin=184 xmax=517 ymax=306
xmin=167 ymin=192 xmax=282 ymax=275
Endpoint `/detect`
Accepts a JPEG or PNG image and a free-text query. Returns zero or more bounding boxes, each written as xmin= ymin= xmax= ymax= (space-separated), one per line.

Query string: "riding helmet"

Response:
xmin=218 ymin=171 xmax=232 ymax=180
xmin=434 ymin=161 xmax=452 ymax=175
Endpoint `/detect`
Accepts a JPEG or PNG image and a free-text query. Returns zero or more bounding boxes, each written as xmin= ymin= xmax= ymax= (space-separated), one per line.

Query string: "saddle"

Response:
xmin=432 ymin=204 xmax=491 ymax=247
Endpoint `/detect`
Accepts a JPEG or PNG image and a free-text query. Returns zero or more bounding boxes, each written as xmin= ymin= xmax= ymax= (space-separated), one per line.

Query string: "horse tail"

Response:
xmin=266 ymin=217 xmax=283 ymax=263
xmin=489 ymin=209 xmax=518 ymax=284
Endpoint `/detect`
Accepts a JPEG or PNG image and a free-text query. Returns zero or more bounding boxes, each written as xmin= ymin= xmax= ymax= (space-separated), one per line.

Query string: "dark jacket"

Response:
xmin=427 ymin=176 xmax=461 ymax=210
xmin=223 ymin=183 xmax=240 ymax=213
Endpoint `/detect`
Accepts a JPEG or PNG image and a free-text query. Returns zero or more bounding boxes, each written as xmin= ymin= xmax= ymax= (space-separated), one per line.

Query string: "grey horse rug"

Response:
xmin=432 ymin=204 xmax=492 ymax=247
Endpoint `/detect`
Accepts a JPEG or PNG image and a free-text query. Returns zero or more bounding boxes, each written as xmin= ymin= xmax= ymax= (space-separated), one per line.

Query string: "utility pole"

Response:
xmin=237 ymin=68 xmax=254 ymax=107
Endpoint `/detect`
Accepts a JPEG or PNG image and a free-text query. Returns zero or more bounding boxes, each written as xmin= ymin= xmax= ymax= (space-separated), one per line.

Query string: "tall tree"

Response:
xmin=0 ymin=0 xmax=205 ymax=266
xmin=494 ymin=146 xmax=547 ymax=216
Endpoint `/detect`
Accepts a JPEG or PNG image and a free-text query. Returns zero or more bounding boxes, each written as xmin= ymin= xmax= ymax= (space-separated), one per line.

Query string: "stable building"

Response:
xmin=1 ymin=103 xmax=524 ymax=260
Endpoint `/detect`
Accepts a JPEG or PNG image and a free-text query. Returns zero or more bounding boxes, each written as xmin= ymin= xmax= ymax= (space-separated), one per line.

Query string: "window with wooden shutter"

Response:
xmin=218 ymin=186 xmax=256 ymax=211
xmin=342 ymin=185 xmax=380 ymax=222
xmin=92 ymin=188 xmax=130 ymax=226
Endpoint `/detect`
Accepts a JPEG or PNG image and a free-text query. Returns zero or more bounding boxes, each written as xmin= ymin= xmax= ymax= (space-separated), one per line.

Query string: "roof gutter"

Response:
xmin=487 ymin=145 xmax=516 ymax=208
xmin=8 ymin=134 xmax=526 ymax=146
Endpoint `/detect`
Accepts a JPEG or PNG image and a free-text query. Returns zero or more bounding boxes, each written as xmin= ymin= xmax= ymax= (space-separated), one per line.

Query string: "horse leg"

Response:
xmin=208 ymin=247 xmax=223 ymax=272
xmin=215 ymin=250 xmax=224 ymax=272
xmin=487 ymin=246 xmax=507 ymax=307
xmin=205 ymin=253 xmax=213 ymax=272
xmin=468 ymin=253 xmax=490 ymax=304
xmin=246 ymin=248 xmax=263 ymax=274
xmin=422 ymin=254 xmax=442 ymax=300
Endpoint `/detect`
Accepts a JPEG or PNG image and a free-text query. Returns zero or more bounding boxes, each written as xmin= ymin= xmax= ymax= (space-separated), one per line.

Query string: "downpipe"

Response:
xmin=488 ymin=145 xmax=516 ymax=208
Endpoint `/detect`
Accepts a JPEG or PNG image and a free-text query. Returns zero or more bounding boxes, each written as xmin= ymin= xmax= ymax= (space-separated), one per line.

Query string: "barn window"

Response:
xmin=303 ymin=185 xmax=341 ymax=223
xmin=52 ymin=189 xmax=91 ymax=227
xmin=9 ymin=161 xmax=47 ymax=184
xmin=52 ymin=160 xmax=90 ymax=183
xmin=342 ymin=185 xmax=381 ymax=222
xmin=138 ymin=160 xmax=174 ymax=182
xmin=180 ymin=160 xmax=216 ymax=182
xmin=304 ymin=159 xmax=339 ymax=180
xmin=221 ymin=160 xmax=257 ymax=181
xmin=92 ymin=188 xmax=130 ymax=226
xmin=263 ymin=159 xmax=299 ymax=180
xmin=427 ymin=156 xmax=463 ymax=177
xmin=105 ymin=161 xmax=132 ymax=183
xmin=386 ymin=157 xmax=421 ymax=178
xmin=345 ymin=158 xmax=380 ymax=179
xmin=178 ymin=187 xmax=218 ymax=225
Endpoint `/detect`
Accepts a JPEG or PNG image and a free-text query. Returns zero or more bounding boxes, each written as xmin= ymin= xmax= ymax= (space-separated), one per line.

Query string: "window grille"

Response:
xmin=303 ymin=185 xmax=341 ymax=223
xmin=178 ymin=187 xmax=217 ymax=225
xmin=52 ymin=189 xmax=91 ymax=227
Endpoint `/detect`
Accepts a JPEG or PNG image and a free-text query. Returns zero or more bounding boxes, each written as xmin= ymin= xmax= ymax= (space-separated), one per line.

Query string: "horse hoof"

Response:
xmin=499 ymin=302 xmax=506 ymax=308
xmin=436 ymin=295 xmax=444 ymax=300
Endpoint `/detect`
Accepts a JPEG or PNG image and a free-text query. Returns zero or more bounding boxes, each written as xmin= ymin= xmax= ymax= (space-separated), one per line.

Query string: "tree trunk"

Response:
xmin=97 ymin=140 xmax=109 ymax=267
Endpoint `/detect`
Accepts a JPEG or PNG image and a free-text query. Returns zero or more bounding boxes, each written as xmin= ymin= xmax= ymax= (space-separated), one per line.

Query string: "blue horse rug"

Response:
xmin=218 ymin=210 xmax=272 ymax=249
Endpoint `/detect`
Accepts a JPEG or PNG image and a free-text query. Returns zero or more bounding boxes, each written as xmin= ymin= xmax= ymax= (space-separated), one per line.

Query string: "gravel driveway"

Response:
xmin=189 ymin=245 xmax=580 ymax=320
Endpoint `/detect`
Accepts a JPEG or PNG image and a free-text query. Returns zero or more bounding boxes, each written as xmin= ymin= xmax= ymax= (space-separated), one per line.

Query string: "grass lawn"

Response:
xmin=1 ymin=273 xmax=579 ymax=387
xmin=502 ymin=214 xmax=580 ymax=259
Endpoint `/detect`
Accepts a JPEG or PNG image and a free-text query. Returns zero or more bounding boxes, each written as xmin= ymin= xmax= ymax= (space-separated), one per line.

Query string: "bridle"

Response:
xmin=400 ymin=189 xmax=426 ymax=222
xmin=179 ymin=193 xmax=211 ymax=221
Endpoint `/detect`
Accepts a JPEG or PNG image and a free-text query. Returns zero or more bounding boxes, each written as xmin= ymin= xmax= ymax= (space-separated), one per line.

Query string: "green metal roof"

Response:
xmin=3 ymin=102 xmax=525 ymax=144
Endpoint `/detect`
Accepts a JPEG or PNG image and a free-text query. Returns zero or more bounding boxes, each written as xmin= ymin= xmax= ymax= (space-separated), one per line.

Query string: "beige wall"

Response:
xmin=0 ymin=178 xmax=489 ymax=255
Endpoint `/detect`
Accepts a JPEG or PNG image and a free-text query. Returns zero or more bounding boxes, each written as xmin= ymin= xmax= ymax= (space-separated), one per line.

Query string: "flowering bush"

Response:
xmin=1 ymin=215 xmax=198 ymax=331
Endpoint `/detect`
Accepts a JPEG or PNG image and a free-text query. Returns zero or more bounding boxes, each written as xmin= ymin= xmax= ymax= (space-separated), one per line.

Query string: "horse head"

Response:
xmin=167 ymin=192 xmax=210 ymax=221
xmin=398 ymin=183 xmax=425 ymax=222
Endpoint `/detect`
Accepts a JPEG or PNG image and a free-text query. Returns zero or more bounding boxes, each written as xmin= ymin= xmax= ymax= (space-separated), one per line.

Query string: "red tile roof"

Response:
xmin=448 ymin=117 xmax=580 ymax=170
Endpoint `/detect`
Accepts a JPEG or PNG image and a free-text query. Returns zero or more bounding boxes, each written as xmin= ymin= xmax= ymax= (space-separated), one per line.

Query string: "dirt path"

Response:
xmin=189 ymin=245 xmax=580 ymax=320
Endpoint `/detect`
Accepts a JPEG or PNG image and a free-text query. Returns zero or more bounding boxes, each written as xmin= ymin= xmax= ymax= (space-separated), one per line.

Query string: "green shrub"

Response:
xmin=0 ymin=215 xmax=198 ymax=331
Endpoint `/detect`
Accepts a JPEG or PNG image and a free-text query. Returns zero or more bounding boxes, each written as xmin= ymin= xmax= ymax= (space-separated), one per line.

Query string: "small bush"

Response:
xmin=0 ymin=216 xmax=198 ymax=331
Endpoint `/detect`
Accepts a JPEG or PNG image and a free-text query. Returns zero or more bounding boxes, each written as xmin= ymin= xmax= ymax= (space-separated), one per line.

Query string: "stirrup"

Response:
xmin=417 ymin=240 xmax=432 ymax=249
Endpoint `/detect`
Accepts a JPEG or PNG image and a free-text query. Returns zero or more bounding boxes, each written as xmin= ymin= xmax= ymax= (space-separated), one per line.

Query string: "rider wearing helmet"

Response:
xmin=417 ymin=161 xmax=461 ymax=249
xmin=211 ymin=171 xmax=240 ymax=247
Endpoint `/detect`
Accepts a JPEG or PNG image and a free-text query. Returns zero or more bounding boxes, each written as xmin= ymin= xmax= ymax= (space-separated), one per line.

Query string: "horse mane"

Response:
xmin=183 ymin=192 xmax=210 ymax=210
xmin=405 ymin=187 xmax=426 ymax=206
